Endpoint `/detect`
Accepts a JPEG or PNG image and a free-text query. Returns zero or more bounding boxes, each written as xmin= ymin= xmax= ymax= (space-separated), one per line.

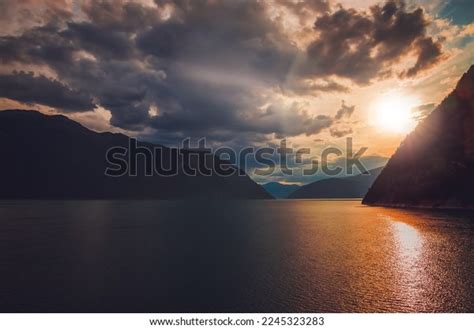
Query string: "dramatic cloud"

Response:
xmin=400 ymin=37 xmax=444 ymax=78
xmin=0 ymin=0 xmax=447 ymax=146
xmin=302 ymin=0 xmax=445 ymax=83
xmin=0 ymin=72 xmax=95 ymax=112
xmin=329 ymin=101 xmax=356 ymax=138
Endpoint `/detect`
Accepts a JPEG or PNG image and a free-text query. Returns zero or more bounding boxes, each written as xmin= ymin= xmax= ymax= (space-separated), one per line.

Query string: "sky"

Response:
xmin=0 ymin=0 xmax=473 ymax=184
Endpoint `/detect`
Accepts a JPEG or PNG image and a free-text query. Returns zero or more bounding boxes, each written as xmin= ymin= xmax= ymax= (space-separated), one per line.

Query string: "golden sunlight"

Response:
xmin=372 ymin=92 xmax=419 ymax=134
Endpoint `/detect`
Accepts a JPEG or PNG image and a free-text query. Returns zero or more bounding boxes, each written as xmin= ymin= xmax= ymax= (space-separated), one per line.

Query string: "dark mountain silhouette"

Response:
xmin=262 ymin=182 xmax=300 ymax=199
xmin=363 ymin=65 xmax=474 ymax=208
xmin=288 ymin=167 xmax=383 ymax=199
xmin=0 ymin=110 xmax=271 ymax=199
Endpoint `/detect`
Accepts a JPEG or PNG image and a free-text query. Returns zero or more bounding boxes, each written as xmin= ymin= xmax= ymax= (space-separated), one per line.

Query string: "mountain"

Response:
xmin=288 ymin=167 xmax=383 ymax=199
xmin=363 ymin=65 xmax=474 ymax=208
xmin=262 ymin=182 xmax=300 ymax=199
xmin=0 ymin=110 xmax=271 ymax=199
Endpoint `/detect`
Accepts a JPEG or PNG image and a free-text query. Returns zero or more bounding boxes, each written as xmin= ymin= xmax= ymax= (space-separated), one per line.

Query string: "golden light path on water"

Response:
xmin=285 ymin=200 xmax=473 ymax=312
xmin=384 ymin=216 xmax=426 ymax=310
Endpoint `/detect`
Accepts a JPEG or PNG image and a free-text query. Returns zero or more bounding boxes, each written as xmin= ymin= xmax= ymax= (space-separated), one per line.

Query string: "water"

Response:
xmin=0 ymin=200 xmax=473 ymax=312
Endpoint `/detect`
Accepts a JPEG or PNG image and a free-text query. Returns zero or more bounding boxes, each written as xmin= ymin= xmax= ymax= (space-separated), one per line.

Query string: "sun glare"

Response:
xmin=372 ymin=92 xmax=419 ymax=134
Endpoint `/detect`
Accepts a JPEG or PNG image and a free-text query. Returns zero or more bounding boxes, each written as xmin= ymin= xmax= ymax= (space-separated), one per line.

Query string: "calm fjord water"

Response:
xmin=0 ymin=200 xmax=473 ymax=312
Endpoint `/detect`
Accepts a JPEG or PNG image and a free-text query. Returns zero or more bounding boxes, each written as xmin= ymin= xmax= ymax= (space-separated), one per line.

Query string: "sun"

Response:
xmin=372 ymin=92 xmax=419 ymax=134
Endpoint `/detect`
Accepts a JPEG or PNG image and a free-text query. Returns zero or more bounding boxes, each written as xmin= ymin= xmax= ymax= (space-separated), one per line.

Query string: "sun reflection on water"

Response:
xmin=383 ymin=215 xmax=428 ymax=310
xmin=391 ymin=220 xmax=423 ymax=260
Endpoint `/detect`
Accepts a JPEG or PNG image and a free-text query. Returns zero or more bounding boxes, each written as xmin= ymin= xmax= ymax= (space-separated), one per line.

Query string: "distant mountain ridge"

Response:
xmin=288 ymin=167 xmax=383 ymax=199
xmin=0 ymin=110 xmax=271 ymax=199
xmin=262 ymin=182 xmax=300 ymax=199
xmin=363 ymin=65 xmax=474 ymax=208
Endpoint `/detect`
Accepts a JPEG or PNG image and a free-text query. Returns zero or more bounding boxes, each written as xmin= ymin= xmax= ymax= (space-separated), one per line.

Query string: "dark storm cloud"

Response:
xmin=81 ymin=0 xmax=161 ymax=32
xmin=0 ymin=0 xmax=445 ymax=146
xmin=0 ymin=72 xmax=95 ymax=112
xmin=137 ymin=0 xmax=297 ymax=82
xmin=400 ymin=37 xmax=444 ymax=78
xmin=303 ymin=0 xmax=445 ymax=84
xmin=61 ymin=22 xmax=136 ymax=60
xmin=0 ymin=24 xmax=74 ymax=65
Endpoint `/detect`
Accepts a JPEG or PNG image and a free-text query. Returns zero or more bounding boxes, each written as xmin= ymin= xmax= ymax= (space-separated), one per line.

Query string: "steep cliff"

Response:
xmin=363 ymin=65 xmax=474 ymax=208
